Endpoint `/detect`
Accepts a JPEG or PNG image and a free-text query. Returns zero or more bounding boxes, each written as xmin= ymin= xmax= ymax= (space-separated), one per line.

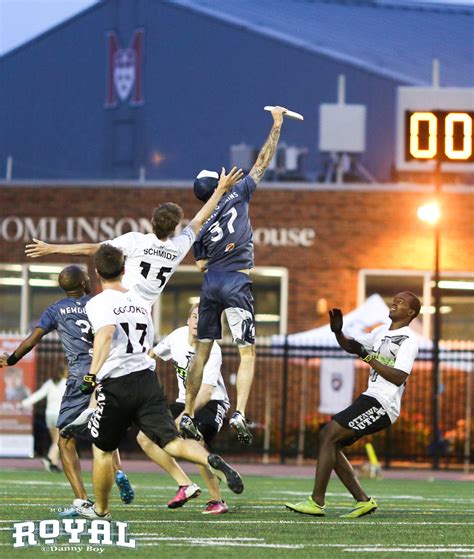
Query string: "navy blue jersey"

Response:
xmin=36 ymin=295 xmax=93 ymax=378
xmin=193 ymin=176 xmax=256 ymax=271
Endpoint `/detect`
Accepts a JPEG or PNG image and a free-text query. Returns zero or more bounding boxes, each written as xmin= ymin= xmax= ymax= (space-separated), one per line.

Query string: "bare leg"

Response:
xmin=111 ymin=449 xmax=122 ymax=473
xmin=311 ymin=421 xmax=355 ymax=506
xmin=235 ymin=345 xmax=256 ymax=415
xmin=136 ymin=431 xmax=193 ymax=486
xmin=92 ymin=445 xmax=114 ymax=515
xmin=163 ymin=437 xmax=210 ymax=466
xmin=58 ymin=436 xmax=88 ymax=500
xmin=184 ymin=341 xmax=212 ymax=416
xmin=334 ymin=449 xmax=369 ymax=502
xmin=198 ymin=464 xmax=221 ymax=501
xmin=48 ymin=428 xmax=60 ymax=466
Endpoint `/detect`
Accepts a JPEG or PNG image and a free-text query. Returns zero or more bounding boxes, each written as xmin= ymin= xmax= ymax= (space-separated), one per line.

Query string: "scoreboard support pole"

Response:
xmin=432 ymin=160 xmax=442 ymax=470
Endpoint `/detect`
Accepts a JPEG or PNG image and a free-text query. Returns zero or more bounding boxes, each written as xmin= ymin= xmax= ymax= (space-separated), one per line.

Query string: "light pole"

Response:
xmin=417 ymin=197 xmax=441 ymax=470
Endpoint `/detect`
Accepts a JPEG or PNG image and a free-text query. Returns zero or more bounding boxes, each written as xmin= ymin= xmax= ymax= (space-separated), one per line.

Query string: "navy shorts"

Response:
xmin=333 ymin=394 xmax=392 ymax=446
xmin=170 ymin=401 xmax=227 ymax=447
xmin=198 ymin=270 xmax=255 ymax=345
xmin=56 ymin=375 xmax=92 ymax=430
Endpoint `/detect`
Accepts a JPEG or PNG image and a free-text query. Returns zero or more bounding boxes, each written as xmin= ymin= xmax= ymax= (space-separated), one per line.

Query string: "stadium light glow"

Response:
xmin=417 ymin=201 xmax=441 ymax=225
xmin=438 ymin=280 xmax=474 ymax=290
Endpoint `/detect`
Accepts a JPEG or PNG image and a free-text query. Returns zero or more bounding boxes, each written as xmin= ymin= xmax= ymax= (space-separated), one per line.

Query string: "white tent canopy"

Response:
xmin=272 ymin=294 xmax=431 ymax=349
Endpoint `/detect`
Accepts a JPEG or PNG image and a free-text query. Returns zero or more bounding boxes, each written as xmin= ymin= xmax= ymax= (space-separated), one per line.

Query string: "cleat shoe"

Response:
xmin=58 ymin=498 xmax=93 ymax=519
xmin=285 ymin=496 xmax=326 ymax=516
xmin=41 ymin=457 xmax=52 ymax=472
xmin=77 ymin=504 xmax=111 ymax=520
xmin=207 ymin=454 xmax=244 ymax=494
xmin=60 ymin=407 xmax=95 ymax=439
xmin=179 ymin=414 xmax=203 ymax=441
xmin=115 ymin=470 xmax=135 ymax=504
xmin=167 ymin=483 xmax=201 ymax=509
xmin=202 ymin=500 xmax=229 ymax=515
xmin=49 ymin=464 xmax=62 ymax=473
xmin=229 ymin=411 xmax=253 ymax=445
xmin=340 ymin=497 xmax=378 ymax=518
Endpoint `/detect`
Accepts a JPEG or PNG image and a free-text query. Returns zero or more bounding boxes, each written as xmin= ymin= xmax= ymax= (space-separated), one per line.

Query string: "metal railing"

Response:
xmin=33 ymin=337 xmax=473 ymax=468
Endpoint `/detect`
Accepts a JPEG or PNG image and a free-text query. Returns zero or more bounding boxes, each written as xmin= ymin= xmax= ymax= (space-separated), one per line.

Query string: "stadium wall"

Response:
xmin=1 ymin=182 xmax=472 ymax=334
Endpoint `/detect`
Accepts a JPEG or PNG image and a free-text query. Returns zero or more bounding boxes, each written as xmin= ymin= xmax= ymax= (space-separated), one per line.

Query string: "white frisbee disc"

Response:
xmin=264 ymin=106 xmax=304 ymax=121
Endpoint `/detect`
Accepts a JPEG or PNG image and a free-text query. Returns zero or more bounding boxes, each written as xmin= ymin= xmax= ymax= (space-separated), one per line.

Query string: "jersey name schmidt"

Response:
xmin=112 ymin=305 xmax=148 ymax=316
xmin=143 ymin=248 xmax=177 ymax=261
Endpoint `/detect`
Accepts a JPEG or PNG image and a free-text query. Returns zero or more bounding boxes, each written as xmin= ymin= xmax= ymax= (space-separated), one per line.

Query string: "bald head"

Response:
xmin=58 ymin=266 xmax=90 ymax=295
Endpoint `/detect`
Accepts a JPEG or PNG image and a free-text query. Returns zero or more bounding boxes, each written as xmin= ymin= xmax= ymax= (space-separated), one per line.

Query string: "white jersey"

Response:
xmin=104 ymin=226 xmax=195 ymax=305
xmin=356 ymin=325 xmax=419 ymax=423
xmin=86 ymin=289 xmax=155 ymax=381
xmin=22 ymin=378 xmax=67 ymax=417
xmin=153 ymin=326 xmax=229 ymax=408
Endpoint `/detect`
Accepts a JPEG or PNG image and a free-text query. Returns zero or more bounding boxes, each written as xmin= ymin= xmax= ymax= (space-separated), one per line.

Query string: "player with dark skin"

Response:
xmin=286 ymin=291 xmax=420 ymax=517
xmin=0 ymin=267 xmax=125 ymax=508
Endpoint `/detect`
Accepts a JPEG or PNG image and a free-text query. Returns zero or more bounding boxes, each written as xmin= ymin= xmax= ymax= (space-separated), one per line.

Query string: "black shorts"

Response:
xmin=89 ymin=369 xmax=179 ymax=452
xmin=333 ymin=394 xmax=392 ymax=446
xmin=170 ymin=401 xmax=227 ymax=447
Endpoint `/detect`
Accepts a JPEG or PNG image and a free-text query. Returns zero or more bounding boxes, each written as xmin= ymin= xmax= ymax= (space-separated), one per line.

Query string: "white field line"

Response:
xmin=2 ymin=519 xmax=472 ymax=526
xmin=344 ymin=548 xmax=474 ymax=553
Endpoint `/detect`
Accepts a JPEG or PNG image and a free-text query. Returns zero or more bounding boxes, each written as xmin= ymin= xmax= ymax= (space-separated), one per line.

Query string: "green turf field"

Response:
xmin=0 ymin=469 xmax=472 ymax=559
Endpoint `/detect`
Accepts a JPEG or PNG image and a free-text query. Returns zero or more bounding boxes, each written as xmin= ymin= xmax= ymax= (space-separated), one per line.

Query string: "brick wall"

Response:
xmin=1 ymin=184 xmax=473 ymax=333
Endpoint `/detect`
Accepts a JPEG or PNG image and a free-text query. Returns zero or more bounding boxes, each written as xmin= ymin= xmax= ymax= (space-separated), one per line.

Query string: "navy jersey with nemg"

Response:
xmin=193 ymin=176 xmax=256 ymax=272
xmin=36 ymin=295 xmax=93 ymax=378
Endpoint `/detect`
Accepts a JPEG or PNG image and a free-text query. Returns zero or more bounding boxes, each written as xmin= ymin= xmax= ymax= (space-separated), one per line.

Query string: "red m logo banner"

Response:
xmin=105 ymin=29 xmax=144 ymax=108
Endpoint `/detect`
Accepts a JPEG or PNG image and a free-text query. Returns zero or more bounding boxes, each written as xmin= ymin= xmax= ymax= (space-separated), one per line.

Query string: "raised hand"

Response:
xmin=216 ymin=167 xmax=244 ymax=193
xmin=345 ymin=339 xmax=372 ymax=361
xmin=271 ymin=105 xmax=287 ymax=127
xmin=25 ymin=239 xmax=52 ymax=258
xmin=329 ymin=308 xmax=343 ymax=334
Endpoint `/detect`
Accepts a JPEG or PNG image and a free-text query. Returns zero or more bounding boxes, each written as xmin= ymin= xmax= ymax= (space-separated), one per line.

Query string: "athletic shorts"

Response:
xmin=198 ymin=269 xmax=255 ymax=346
xmin=56 ymin=375 xmax=92 ymax=430
xmin=45 ymin=411 xmax=59 ymax=430
xmin=88 ymin=369 xmax=179 ymax=452
xmin=333 ymin=394 xmax=392 ymax=446
xmin=170 ymin=401 xmax=228 ymax=447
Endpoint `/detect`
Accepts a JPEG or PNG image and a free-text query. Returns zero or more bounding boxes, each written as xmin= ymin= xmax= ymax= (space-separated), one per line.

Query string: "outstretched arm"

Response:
xmin=329 ymin=309 xmax=408 ymax=386
xmin=25 ymin=239 xmax=100 ymax=258
xmin=249 ymin=106 xmax=286 ymax=184
xmin=188 ymin=166 xmax=243 ymax=234
xmin=0 ymin=327 xmax=46 ymax=367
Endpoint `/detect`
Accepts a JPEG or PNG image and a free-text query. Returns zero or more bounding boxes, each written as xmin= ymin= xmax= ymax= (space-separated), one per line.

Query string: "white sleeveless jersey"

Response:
xmin=86 ymin=289 xmax=155 ymax=381
xmin=104 ymin=226 xmax=195 ymax=305
xmin=153 ymin=326 xmax=229 ymax=408
xmin=357 ymin=325 xmax=419 ymax=422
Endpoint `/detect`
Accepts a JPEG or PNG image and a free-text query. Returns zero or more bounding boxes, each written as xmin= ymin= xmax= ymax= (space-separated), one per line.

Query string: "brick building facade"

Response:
xmin=0 ymin=182 xmax=473 ymax=337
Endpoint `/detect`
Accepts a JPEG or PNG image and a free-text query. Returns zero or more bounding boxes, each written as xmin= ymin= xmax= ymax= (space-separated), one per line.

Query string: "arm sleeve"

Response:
xmin=173 ymin=226 xmax=196 ymax=259
xmin=152 ymin=337 xmax=173 ymax=361
xmin=235 ymin=175 xmax=257 ymax=202
xmin=22 ymin=380 xmax=51 ymax=406
xmin=35 ymin=306 xmax=57 ymax=333
xmin=202 ymin=344 xmax=222 ymax=387
xmin=103 ymin=232 xmax=137 ymax=257
xmin=193 ymin=237 xmax=208 ymax=261
xmin=86 ymin=296 xmax=116 ymax=333
xmin=394 ymin=337 xmax=419 ymax=375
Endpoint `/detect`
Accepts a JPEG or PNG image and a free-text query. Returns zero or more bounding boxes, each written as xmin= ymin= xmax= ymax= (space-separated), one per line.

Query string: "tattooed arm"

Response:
xmin=249 ymin=106 xmax=286 ymax=184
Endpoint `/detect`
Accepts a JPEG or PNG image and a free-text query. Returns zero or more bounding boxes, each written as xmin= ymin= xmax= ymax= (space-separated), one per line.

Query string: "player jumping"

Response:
xmin=285 ymin=291 xmax=420 ymax=518
xmin=180 ymin=106 xmax=287 ymax=445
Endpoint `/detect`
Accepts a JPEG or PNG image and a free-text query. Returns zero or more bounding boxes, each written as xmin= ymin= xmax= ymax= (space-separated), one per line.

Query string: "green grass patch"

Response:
xmin=0 ymin=469 xmax=472 ymax=558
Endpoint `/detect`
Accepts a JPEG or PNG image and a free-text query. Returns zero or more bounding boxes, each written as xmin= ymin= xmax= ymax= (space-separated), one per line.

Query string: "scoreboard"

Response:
xmin=396 ymin=87 xmax=474 ymax=172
